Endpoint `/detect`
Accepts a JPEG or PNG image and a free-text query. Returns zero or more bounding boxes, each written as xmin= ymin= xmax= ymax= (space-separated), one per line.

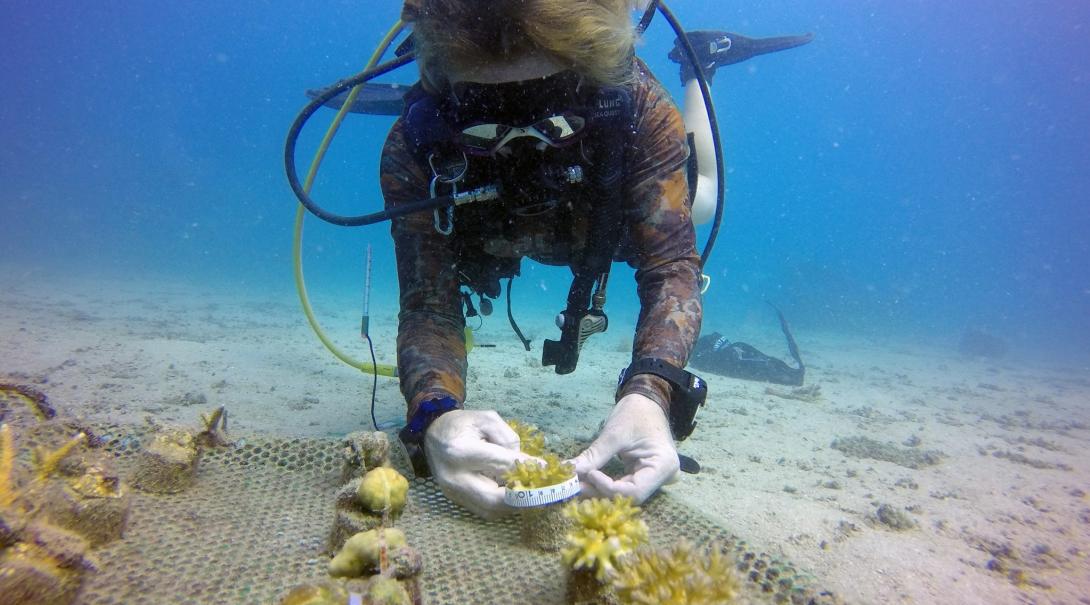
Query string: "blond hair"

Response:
xmin=402 ymin=0 xmax=638 ymax=88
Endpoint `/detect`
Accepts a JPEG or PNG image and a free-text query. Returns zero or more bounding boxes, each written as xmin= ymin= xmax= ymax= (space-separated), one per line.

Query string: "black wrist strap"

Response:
xmin=617 ymin=358 xmax=707 ymax=441
xmin=397 ymin=395 xmax=459 ymax=478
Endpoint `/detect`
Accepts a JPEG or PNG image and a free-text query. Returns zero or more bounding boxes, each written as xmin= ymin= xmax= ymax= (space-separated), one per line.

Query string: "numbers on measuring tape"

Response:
xmin=503 ymin=476 xmax=581 ymax=508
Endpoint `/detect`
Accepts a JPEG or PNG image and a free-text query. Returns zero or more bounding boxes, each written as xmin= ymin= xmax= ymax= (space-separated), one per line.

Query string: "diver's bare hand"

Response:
xmin=570 ymin=393 xmax=679 ymax=504
xmin=424 ymin=409 xmax=539 ymax=519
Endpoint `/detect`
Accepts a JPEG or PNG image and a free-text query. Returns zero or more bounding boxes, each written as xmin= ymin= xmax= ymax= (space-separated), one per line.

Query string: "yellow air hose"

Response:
xmin=291 ymin=22 xmax=405 ymax=377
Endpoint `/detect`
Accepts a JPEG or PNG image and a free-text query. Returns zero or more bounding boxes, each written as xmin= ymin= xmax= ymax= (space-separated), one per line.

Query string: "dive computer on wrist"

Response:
xmin=617 ymin=358 xmax=707 ymax=441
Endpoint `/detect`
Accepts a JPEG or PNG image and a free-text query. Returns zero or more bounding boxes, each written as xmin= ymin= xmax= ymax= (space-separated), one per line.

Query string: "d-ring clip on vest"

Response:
xmin=428 ymin=151 xmax=468 ymax=236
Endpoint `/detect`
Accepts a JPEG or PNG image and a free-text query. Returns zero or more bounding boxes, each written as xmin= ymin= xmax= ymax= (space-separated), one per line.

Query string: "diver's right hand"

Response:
xmin=424 ymin=409 xmax=538 ymax=520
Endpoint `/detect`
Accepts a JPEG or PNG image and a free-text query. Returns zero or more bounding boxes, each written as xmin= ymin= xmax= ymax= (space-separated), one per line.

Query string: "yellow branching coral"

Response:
xmin=561 ymin=496 xmax=648 ymax=580
xmin=611 ymin=541 xmax=741 ymax=605
xmin=32 ymin=432 xmax=86 ymax=482
xmin=507 ymin=420 xmax=546 ymax=457
xmin=1 ymin=423 xmax=16 ymax=507
xmin=504 ymin=453 xmax=574 ymax=490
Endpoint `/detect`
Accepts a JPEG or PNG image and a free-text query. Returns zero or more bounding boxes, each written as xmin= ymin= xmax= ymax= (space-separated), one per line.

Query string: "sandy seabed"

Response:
xmin=2 ymin=273 xmax=1088 ymax=605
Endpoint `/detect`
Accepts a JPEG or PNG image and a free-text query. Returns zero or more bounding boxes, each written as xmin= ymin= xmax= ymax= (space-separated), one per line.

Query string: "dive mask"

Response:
xmin=456 ymin=114 xmax=586 ymax=156
xmin=446 ymin=70 xmax=588 ymax=156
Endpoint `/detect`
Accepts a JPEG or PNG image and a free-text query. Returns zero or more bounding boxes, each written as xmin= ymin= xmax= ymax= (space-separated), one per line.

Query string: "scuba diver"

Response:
xmin=386 ymin=0 xmax=702 ymax=518
xmin=690 ymin=305 xmax=806 ymax=387
xmin=285 ymin=0 xmax=812 ymax=519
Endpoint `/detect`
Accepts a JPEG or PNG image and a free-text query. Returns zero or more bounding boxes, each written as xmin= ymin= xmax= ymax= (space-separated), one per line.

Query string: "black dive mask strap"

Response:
xmin=447 ymin=71 xmax=583 ymax=127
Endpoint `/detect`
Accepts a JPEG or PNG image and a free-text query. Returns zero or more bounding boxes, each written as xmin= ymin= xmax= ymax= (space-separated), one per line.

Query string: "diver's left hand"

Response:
xmin=569 ymin=393 xmax=679 ymax=504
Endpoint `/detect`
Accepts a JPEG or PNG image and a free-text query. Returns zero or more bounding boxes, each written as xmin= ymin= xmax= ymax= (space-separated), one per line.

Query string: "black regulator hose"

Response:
xmin=636 ymin=0 xmax=658 ymax=33
xmin=655 ymin=1 xmax=726 ymax=268
xmin=284 ymin=52 xmax=416 ymax=226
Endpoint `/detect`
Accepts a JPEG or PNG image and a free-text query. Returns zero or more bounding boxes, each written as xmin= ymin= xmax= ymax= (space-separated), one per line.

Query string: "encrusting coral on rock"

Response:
xmin=278 ymin=580 xmax=350 ymax=605
xmin=357 ymin=467 xmax=409 ymax=519
xmin=130 ymin=428 xmax=200 ymax=494
xmin=279 ymin=575 xmax=418 ymax=605
xmin=329 ymin=465 xmax=411 ymax=553
xmin=295 ymin=431 xmax=421 ymax=605
xmin=132 ymin=407 xmax=233 ymax=494
xmin=329 ymin=527 xmax=408 ymax=578
xmin=34 ymin=440 xmax=130 ymax=547
xmin=0 ymin=420 xmax=115 ymax=605
xmin=324 ymin=527 xmax=422 ymax=604
xmin=0 ymin=519 xmax=99 ymax=605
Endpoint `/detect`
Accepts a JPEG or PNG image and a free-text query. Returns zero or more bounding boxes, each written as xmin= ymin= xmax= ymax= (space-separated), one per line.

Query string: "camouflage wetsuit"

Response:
xmin=380 ymin=61 xmax=703 ymax=423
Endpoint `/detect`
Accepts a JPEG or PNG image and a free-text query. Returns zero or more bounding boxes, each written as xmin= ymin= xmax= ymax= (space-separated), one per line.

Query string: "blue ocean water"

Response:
xmin=2 ymin=1 xmax=1088 ymax=363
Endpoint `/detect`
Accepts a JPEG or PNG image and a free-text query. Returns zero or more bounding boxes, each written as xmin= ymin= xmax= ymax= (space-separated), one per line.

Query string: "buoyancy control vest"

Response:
xmin=400 ymin=71 xmax=635 ymax=373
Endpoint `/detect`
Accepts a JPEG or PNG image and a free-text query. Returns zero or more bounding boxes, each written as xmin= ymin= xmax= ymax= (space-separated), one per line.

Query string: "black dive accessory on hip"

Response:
xmin=617 ymin=358 xmax=707 ymax=441
xmin=540 ymin=84 xmax=633 ymax=375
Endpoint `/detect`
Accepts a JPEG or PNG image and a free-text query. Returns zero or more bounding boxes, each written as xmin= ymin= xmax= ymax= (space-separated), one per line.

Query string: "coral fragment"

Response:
xmin=507 ymin=420 xmax=546 ymax=457
xmin=505 ymin=453 xmax=574 ymax=490
xmin=562 ymin=496 xmax=648 ymax=580
xmin=612 ymin=541 xmax=741 ymax=605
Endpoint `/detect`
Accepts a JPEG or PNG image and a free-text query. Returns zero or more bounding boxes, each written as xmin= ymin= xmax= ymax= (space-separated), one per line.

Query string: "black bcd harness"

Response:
xmin=401 ymin=80 xmax=636 ymax=375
